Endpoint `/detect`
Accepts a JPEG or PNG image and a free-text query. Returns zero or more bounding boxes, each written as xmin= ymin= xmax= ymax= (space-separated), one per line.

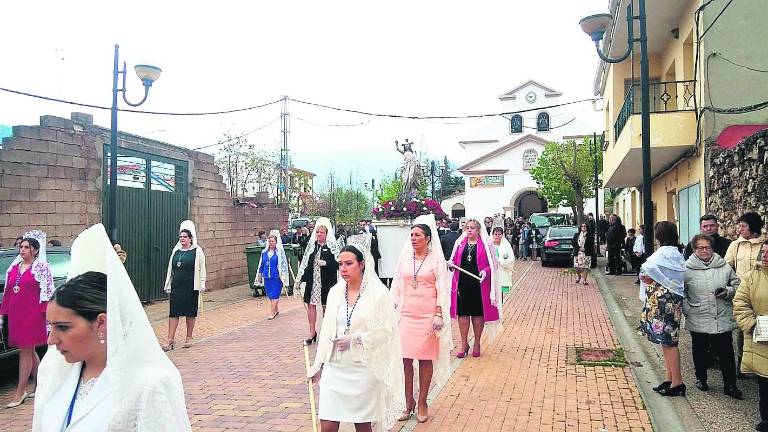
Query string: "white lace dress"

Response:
xmin=318 ymin=302 xmax=381 ymax=423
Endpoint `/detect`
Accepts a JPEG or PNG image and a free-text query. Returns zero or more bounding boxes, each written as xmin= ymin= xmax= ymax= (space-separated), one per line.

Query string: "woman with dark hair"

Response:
xmin=0 ymin=230 xmax=55 ymax=408
xmin=391 ymin=217 xmax=453 ymax=423
xmin=162 ymin=220 xmax=207 ymax=351
xmin=638 ymin=221 xmax=687 ymax=396
xmin=725 ymin=211 xmax=766 ymax=376
xmin=33 ymin=224 xmax=190 ymax=431
xmin=308 ymin=235 xmax=405 ymax=432
xmin=448 ymin=218 xmax=502 ymax=359
xmin=296 ymin=218 xmax=341 ymax=345
xmin=572 ymin=223 xmax=594 ymax=285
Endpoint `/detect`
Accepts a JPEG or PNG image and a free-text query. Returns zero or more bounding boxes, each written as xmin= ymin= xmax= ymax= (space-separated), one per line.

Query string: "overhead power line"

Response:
xmin=288 ymin=97 xmax=601 ymax=120
xmin=0 ymin=85 xmax=282 ymax=116
xmin=699 ymin=0 xmax=734 ymax=40
xmin=193 ymin=117 xmax=282 ymax=150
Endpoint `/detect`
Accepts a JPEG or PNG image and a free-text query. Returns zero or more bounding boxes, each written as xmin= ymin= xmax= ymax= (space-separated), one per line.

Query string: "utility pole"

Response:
xmin=279 ymin=95 xmax=290 ymax=207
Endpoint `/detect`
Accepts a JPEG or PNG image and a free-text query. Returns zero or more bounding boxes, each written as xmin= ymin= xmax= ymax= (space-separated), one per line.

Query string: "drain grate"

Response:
xmin=566 ymin=347 xmax=627 ymax=367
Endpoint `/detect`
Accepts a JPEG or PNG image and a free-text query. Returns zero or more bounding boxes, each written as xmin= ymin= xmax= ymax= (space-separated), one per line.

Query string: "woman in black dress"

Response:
xmin=295 ymin=217 xmax=340 ymax=345
xmin=162 ymin=220 xmax=207 ymax=351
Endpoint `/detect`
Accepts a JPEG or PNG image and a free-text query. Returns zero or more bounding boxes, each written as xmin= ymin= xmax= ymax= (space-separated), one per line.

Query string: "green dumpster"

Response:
xmin=245 ymin=244 xmax=301 ymax=297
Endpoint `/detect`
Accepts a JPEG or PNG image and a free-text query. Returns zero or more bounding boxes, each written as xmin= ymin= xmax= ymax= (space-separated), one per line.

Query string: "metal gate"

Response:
xmin=102 ymin=146 xmax=189 ymax=302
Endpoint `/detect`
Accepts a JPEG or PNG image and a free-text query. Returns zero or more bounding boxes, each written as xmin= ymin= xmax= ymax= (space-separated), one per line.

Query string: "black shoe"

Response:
xmin=756 ymin=421 xmax=768 ymax=431
xmin=695 ymin=380 xmax=709 ymax=391
xmin=633 ymin=280 xmax=641 ymax=285
xmin=652 ymin=381 xmax=672 ymax=392
xmin=304 ymin=333 xmax=318 ymax=345
xmin=725 ymin=385 xmax=744 ymax=400
xmin=658 ymin=383 xmax=686 ymax=397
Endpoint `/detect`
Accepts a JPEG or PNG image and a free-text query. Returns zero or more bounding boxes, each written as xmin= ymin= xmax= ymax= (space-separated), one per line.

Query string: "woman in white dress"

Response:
xmin=491 ymin=226 xmax=515 ymax=295
xmin=33 ymin=224 xmax=191 ymax=431
xmin=308 ymin=234 xmax=405 ymax=432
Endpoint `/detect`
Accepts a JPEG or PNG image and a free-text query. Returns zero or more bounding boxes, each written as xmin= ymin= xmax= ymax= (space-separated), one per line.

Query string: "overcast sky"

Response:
xmin=0 ymin=0 xmax=608 ymax=189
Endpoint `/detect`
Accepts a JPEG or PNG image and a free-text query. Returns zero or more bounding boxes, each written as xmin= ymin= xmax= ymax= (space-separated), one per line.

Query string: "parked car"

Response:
xmin=529 ymin=213 xmax=573 ymax=230
xmin=540 ymin=225 xmax=578 ymax=267
xmin=0 ymin=246 xmax=71 ymax=359
xmin=289 ymin=217 xmax=311 ymax=229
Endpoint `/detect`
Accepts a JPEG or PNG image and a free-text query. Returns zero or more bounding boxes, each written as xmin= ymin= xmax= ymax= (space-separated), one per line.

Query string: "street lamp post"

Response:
xmin=364 ymin=179 xmax=376 ymax=209
xmin=580 ymin=0 xmax=653 ymax=255
xmin=108 ymin=44 xmax=161 ymax=242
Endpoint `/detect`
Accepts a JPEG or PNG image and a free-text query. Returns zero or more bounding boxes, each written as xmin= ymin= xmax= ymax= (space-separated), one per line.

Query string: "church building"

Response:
xmin=441 ymin=80 xmax=604 ymax=220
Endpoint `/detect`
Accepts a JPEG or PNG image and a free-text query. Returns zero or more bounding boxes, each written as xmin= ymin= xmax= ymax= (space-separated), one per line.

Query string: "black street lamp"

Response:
xmin=580 ymin=0 xmax=653 ymax=255
xmin=364 ymin=178 xmax=376 ymax=209
xmin=108 ymin=44 xmax=161 ymax=242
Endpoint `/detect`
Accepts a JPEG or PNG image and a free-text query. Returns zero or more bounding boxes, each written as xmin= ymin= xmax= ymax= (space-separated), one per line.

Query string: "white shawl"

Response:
xmin=308 ymin=234 xmax=405 ymax=431
xmin=163 ymin=220 xmax=207 ymax=293
xmin=255 ymin=229 xmax=290 ymax=288
xmin=390 ymin=214 xmax=454 ymax=391
xmin=640 ymin=245 xmax=686 ymax=300
xmin=33 ymin=224 xmax=191 ymax=431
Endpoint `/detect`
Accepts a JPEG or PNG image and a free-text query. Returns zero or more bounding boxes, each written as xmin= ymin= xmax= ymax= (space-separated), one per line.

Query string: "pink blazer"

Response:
xmin=450 ymin=237 xmax=499 ymax=322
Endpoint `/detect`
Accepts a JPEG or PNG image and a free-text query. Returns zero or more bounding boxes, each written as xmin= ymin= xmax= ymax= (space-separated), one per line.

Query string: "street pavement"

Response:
xmin=0 ymin=259 xmax=657 ymax=431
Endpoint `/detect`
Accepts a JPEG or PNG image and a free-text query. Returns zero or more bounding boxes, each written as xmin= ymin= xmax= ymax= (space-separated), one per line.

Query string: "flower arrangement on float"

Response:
xmin=372 ymin=196 xmax=447 ymax=220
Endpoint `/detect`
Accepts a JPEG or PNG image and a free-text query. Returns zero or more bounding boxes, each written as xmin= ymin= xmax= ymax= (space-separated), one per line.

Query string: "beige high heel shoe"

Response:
xmin=6 ymin=392 xmax=28 ymax=408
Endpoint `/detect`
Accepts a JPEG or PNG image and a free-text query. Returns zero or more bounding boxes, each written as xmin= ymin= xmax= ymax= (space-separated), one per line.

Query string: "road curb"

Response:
xmin=593 ymin=267 xmax=706 ymax=432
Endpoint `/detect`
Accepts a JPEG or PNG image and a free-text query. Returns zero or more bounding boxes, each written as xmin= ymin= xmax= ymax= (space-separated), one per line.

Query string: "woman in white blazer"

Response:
xmin=33 ymin=224 xmax=190 ymax=431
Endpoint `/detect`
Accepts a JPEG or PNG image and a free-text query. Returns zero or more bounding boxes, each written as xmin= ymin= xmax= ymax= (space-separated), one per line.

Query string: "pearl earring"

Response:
xmin=99 ymin=333 xmax=105 ymax=344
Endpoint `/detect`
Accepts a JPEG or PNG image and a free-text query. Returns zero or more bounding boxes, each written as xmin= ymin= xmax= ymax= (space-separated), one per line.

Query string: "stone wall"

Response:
xmin=0 ymin=113 xmax=287 ymax=292
xmin=707 ymin=129 xmax=768 ymax=237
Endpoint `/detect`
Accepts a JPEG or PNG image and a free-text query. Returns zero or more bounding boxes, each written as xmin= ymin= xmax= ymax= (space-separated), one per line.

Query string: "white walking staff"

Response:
xmin=447 ymin=262 xmax=483 ymax=281
xmin=303 ymin=342 xmax=319 ymax=432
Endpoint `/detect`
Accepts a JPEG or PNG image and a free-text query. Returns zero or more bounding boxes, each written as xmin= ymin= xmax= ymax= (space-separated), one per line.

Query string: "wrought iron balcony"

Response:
xmin=613 ymin=80 xmax=695 ymax=142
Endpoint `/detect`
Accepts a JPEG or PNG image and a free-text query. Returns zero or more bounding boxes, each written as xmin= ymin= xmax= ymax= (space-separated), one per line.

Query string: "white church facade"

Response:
xmin=442 ymin=80 xmax=604 ymax=220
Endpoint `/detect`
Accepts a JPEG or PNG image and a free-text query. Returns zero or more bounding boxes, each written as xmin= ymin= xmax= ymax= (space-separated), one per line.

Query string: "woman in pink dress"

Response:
xmin=391 ymin=215 xmax=453 ymax=423
xmin=0 ymin=230 xmax=55 ymax=408
xmin=448 ymin=218 xmax=502 ymax=358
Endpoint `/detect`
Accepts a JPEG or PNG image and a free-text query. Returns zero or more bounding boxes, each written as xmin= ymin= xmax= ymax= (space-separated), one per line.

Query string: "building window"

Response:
xmin=522 ymin=149 xmax=538 ymax=170
xmin=536 ymin=112 xmax=550 ymax=132
xmin=510 ymin=115 xmax=523 ymax=134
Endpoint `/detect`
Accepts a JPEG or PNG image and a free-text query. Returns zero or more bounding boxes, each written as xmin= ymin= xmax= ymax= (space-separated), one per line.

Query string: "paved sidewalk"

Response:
xmin=599 ymin=268 xmax=760 ymax=432
xmin=413 ymin=262 xmax=652 ymax=432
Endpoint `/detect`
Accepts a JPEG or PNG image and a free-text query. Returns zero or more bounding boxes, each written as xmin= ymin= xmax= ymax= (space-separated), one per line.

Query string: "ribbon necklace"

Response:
xmin=176 ymin=248 xmax=190 ymax=268
xmin=12 ymin=262 xmax=30 ymax=294
xmin=466 ymin=241 xmax=477 ymax=262
xmin=412 ymin=251 xmax=427 ymax=289
xmin=344 ymin=283 xmax=363 ymax=335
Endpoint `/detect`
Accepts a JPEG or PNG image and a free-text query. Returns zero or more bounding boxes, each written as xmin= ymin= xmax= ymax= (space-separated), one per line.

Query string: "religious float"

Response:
xmin=372 ymin=139 xmax=448 ymax=279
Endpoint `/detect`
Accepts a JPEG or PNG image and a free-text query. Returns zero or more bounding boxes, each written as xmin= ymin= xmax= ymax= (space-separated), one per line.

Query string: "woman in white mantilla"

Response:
xmin=390 ymin=215 xmax=453 ymax=423
xmin=162 ymin=220 xmax=207 ymax=350
xmin=33 ymin=224 xmax=190 ymax=431
xmin=296 ymin=217 xmax=341 ymax=344
xmin=308 ymin=234 xmax=405 ymax=432
xmin=255 ymin=230 xmax=290 ymax=319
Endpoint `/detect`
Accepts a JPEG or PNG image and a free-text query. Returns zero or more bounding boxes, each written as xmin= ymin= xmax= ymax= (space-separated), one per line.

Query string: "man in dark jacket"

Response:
xmin=441 ymin=221 xmax=461 ymax=260
xmin=605 ymin=214 xmax=626 ymax=275
xmin=587 ymin=213 xmax=598 ymax=266
xmin=597 ymin=215 xmax=609 ymax=245
xmin=683 ymin=214 xmax=732 ymax=259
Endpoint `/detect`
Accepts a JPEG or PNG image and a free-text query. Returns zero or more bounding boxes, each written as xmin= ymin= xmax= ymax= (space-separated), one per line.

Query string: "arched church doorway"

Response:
xmin=515 ymin=191 xmax=547 ymax=219
xmin=451 ymin=203 xmax=466 ymax=219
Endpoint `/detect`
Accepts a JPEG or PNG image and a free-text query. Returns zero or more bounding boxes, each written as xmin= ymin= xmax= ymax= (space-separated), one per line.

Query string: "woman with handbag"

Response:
xmin=733 ymin=240 xmax=768 ymax=431
xmin=571 ymin=223 xmax=594 ymax=285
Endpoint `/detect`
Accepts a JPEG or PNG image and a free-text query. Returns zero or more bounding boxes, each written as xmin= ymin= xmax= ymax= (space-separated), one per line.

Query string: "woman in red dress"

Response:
xmin=0 ymin=230 xmax=55 ymax=408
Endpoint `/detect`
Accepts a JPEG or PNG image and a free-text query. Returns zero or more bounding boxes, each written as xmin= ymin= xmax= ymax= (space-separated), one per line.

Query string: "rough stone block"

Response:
xmin=40 ymin=116 xmax=75 ymax=130
xmin=56 ymin=155 xmax=74 ymax=167
xmin=38 ymin=152 xmax=58 ymax=166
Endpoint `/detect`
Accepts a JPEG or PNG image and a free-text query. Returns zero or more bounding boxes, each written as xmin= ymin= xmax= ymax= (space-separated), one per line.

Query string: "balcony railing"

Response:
xmin=613 ymin=80 xmax=695 ymax=142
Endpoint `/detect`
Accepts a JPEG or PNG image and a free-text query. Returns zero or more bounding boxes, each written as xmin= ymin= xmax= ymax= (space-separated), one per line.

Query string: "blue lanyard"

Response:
xmin=64 ymin=367 xmax=84 ymax=429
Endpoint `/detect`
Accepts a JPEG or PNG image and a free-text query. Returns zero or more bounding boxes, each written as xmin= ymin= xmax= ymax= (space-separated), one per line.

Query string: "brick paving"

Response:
xmin=414 ymin=262 xmax=652 ymax=432
xmin=0 ymin=260 xmax=654 ymax=431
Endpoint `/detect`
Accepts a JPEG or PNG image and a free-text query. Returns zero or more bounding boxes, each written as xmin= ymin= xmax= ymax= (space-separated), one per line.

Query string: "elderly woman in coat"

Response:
xmin=733 ymin=240 xmax=768 ymax=432
xmin=683 ymin=234 xmax=742 ymax=399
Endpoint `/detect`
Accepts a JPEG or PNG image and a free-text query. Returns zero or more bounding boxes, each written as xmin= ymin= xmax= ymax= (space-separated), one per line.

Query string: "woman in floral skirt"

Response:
xmin=638 ymin=221 xmax=687 ymax=396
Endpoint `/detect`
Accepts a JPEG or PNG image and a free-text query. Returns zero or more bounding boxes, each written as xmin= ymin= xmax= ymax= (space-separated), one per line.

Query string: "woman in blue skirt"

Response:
xmin=256 ymin=230 xmax=289 ymax=320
